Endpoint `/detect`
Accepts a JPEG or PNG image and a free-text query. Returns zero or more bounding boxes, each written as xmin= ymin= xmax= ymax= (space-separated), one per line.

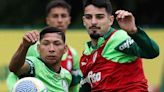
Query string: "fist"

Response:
xmin=23 ymin=30 xmax=39 ymax=47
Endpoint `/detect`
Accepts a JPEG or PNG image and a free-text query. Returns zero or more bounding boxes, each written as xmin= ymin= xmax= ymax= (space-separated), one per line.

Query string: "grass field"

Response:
xmin=0 ymin=28 xmax=164 ymax=91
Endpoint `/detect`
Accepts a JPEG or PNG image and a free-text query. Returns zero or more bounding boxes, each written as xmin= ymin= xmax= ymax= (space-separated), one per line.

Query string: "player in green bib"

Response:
xmin=8 ymin=27 xmax=72 ymax=92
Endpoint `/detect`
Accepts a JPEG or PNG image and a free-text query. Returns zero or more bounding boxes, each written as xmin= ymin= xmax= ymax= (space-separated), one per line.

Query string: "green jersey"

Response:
xmin=27 ymin=44 xmax=81 ymax=92
xmin=83 ymin=27 xmax=159 ymax=62
xmin=7 ymin=56 xmax=72 ymax=92
xmin=7 ymin=46 xmax=81 ymax=92
xmin=26 ymin=56 xmax=72 ymax=92
xmin=6 ymin=72 xmax=19 ymax=92
xmin=26 ymin=42 xmax=39 ymax=57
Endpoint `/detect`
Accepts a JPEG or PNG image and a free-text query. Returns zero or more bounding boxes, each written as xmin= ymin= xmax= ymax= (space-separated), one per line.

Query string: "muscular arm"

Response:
xmin=9 ymin=42 xmax=30 ymax=76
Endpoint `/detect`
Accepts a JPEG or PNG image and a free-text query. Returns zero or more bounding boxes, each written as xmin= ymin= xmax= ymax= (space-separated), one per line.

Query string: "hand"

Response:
xmin=22 ymin=30 xmax=39 ymax=47
xmin=115 ymin=10 xmax=137 ymax=34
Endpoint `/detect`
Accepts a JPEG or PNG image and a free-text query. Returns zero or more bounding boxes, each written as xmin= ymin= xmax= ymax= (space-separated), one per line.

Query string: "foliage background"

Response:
xmin=0 ymin=0 xmax=164 ymax=28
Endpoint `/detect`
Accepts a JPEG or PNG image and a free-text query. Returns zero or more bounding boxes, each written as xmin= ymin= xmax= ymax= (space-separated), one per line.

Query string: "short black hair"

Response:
xmin=46 ymin=0 xmax=71 ymax=16
xmin=40 ymin=26 xmax=65 ymax=43
xmin=83 ymin=0 xmax=112 ymax=14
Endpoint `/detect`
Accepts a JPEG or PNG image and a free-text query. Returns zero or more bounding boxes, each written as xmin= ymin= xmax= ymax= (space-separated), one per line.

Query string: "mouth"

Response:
xmin=89 ymin=27 xmax=100 ymax=32
xmin=57 ymin=26 xmax=64 ymax=29
xmin=89 ymin=26 xmax=100 ymax=30
xmin=46 ymin=56 xmax=57 ymax=60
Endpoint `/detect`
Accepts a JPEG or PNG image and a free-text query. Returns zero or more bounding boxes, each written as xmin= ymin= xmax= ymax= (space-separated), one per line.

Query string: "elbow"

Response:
xmin=151 ymin=50 xmax=160 ymax=58
xmin=147 ymin=49 xmax=160 ymax=59
xmin=143 ymin=48 xmax=160 ymax=59
xmin=9 ymin=63 xmax=18 ymax=73
xmin=152 ymin=47 xmax=160 ymax=58
xmin=9 ymin=64 xmax=15 ymax=73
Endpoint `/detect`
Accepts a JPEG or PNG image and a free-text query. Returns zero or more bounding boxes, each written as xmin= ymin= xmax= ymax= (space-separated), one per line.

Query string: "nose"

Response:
xmin=91 ymin=17 xmax=98 ymax=25
xmin=49 ymin=44 xmax=55 ymax=52
xmin=57 ymin=16 xmax=62 ymax=23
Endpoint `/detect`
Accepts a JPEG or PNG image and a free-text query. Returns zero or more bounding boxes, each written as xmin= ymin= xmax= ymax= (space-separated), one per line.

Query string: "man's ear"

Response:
xmin=37 ymin=43 xmax=40 ymax=54
xmin=46 ymin=17 xmax=50 ymax=25
xmin=108 ymin=15 xmax=114 ymax=26
xmin=64 ymin=44 xmax=68 ymax=54
xmin=82 ymin=16 xmax=86 ymax=26
xmin=68 ymin=16 xmax=71 ymax=25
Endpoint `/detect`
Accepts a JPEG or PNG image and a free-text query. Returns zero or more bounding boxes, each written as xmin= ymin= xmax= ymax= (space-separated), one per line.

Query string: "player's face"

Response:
xmin=38 ymin=33 xmax=66 ymax=66
xmin=46 ymin=7 xmax=71 ymax=33
xmin=83 ymin=5 xmax=114 ymax=39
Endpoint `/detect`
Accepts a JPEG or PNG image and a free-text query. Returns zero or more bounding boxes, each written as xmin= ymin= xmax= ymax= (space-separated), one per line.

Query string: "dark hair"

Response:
xmin=40 ymin=26 xmax=65 ymax=43
xmin=83 ymin=0 xmax=112 ymax=14
xmin=46 ymin=0 xmax=71 ymax=16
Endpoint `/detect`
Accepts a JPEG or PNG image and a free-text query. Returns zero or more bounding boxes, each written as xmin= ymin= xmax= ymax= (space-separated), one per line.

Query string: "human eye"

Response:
xmin=61 ymin=14 xmax=67 ymax=18
xmin=53 ymin=41 xmax=62 ymax=46
xmin=42 ymin=41 xmax=49 ymax=46
xmin=52 ymin=14 xmax=58 ymax=18
xmin=84 ymin=14 xmax=92 ymax=20
xmin=96 ymin=14 xmax=104 ymax=19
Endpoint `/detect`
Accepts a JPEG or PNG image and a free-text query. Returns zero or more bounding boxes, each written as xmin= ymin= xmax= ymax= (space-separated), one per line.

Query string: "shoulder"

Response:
xmin=107 ymin=29 xmax=131 ymax=46
xmin=61 ymin=67 xmax=72 ymax=80
xmin=61 ymin=67 xmax=71 ymax=75
xmin=26 ymin=56 xmax=41 ymax=66
xmin=68 ymin=46 xmax=78 ymax=53
xmin=112 ymin=29 xmax=130 ymax=40
xmin=26 ymin=56 xmax=38 ymax=61
xmin=67 ymin=46 xmax=79 ymax=56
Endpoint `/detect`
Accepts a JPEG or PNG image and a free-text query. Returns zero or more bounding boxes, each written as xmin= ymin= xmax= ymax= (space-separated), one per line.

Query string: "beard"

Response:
xmin=88 ymin=26 xmax=101 ymax=39
xmin=89 ymin=33 xmax=101 ymax=39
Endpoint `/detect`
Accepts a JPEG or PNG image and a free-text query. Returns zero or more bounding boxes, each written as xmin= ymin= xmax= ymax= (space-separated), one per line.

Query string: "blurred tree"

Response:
xmin=0 ymin=0 xmax=47 ymax=27
xmin=0 ymin=0 xmax=163 ymax=28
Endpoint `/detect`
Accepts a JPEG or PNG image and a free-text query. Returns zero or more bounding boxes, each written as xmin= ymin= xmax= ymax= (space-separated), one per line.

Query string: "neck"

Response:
xmin=91 ymin=39 xmax=98 ymax=47
xmin=52 ymin=62 xmax=61 ymax=73
xmin=37 ymin=57 xmax=61 ymax=73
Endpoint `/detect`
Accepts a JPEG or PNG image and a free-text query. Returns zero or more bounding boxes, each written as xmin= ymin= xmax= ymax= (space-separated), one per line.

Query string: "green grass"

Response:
xmin=0 ymin=29 xmax=164 ymax=91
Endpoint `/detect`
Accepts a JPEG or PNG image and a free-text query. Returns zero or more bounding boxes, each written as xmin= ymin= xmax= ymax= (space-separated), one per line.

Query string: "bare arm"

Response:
xmin=9 ymin=31 xmax=39 ymax=76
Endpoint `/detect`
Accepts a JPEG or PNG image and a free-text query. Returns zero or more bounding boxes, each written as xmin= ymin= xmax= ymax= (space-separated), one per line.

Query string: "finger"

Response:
xmin=115 ymin=10 xmax=125 ymax=20
xmin=35 ymin=31 xmax=39 ymax=40
xmin=116 ymin=10 xmax=132 ymax=19
xmin=34 ymin=30 xmax=40 ymax=41
xmin=26 ymin=32 xmax=36 ymax=43
xmin=31 ymin=31 xmax=39 ymax=41
xmin=117 ymin=10 xmax=126 ymax=18
xmin=115 ymin=10 xmax=123 ymax=15
xmin=23 ymin=33 xmax=32 ymax=43
xmin=122 ymin=12 xmax=132 ymax=19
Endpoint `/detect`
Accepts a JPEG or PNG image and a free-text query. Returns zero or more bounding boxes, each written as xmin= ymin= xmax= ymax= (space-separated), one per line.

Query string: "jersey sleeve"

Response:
xmin=115 ymin=27 xmax=159 ymax=59
xmin=17 ymin=56 xmax=36 ymax=77
xmin=102 ymin=29 xmax=137 ymax=63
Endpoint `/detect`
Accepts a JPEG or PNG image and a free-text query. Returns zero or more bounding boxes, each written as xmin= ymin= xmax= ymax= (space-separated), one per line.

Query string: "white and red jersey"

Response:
xmin=61 ymin=48 xmax=74 ymax=73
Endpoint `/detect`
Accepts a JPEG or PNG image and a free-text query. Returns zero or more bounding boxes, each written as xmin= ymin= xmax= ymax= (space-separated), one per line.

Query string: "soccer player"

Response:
xmin=9 ymin=27 xmax=72 ymax=92
xmin=7 ymin=0 xmax=81 ymax=92
xmin=79 ymin=0 xmax=160 ymax=91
